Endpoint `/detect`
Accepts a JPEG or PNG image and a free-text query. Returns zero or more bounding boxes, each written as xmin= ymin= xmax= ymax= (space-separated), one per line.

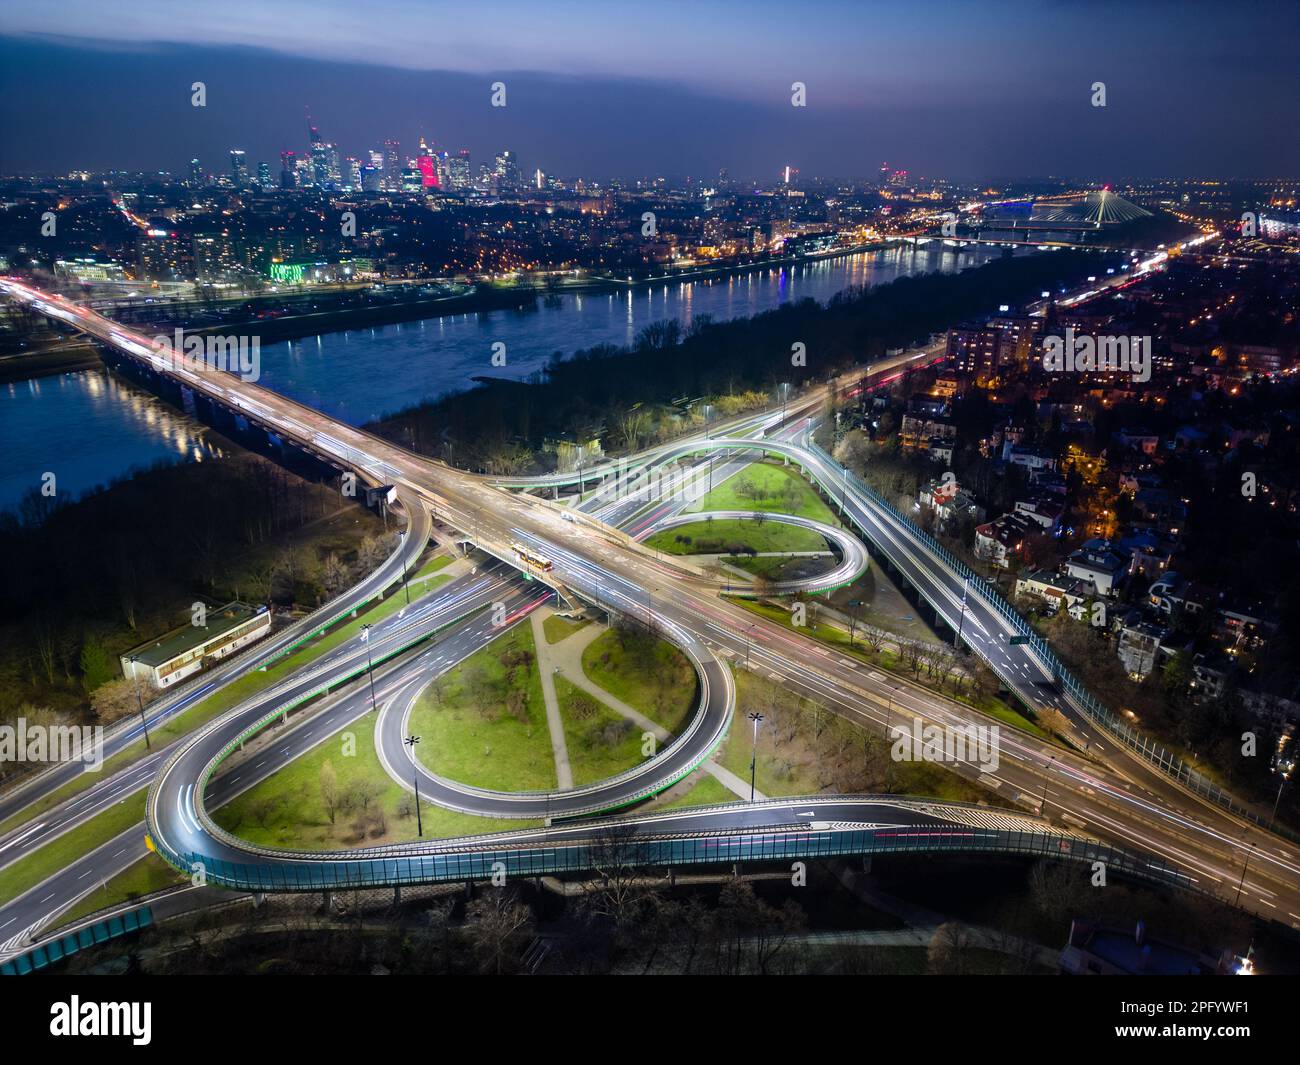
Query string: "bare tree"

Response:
xmin=615 ymin=408 xmax=652 ymax=451
xmin=319 ymin=760 xmax=340 ymax=825
xmin=863 ymin=626 xmax=887 ymax=655
xmin=465 ymin=888 xmax=535 ymax=974
xmin=586 ymin=823 xmax=647 ymax=926
xmin=928 ymin=921 xmax=978 ymax=975
xmin=89 ymin=676 xmax=155 ymax=725
xmin=900 ymin=640 xmax=923 ymax=677
xmin=321 ymin=552 xmax=347 ymax=597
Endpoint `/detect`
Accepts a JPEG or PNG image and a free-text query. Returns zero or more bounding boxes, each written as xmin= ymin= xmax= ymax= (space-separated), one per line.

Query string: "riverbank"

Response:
xmin=367 ymin=248 xmax=1115 ymax=471
xmin=0 ymin=340 xmax=102 ymax=384
xmin=0 ymin=239 xmax=909 ymax=386
xmin=0 ymin=285 xmax=545 ymax=385
xmin=542 ymin=238 xmax=898 ymax=293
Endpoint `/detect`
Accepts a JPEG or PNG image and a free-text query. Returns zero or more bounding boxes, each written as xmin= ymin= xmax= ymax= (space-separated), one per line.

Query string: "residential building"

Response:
xmin=1014 ymin=568 xmax=1090 ymax=615
xmin=1064 ymin=540 xmax=1128 ymax=596
xmin=1014 ymin=495 xmax=1066 ymax=532
xmin=974 ymin=512 xmax=1037 ymax=568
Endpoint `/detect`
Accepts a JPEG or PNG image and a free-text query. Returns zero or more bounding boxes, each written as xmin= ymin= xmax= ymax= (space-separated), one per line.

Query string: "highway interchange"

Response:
xmin=2 ymin=256 xmax=1298 ymax=957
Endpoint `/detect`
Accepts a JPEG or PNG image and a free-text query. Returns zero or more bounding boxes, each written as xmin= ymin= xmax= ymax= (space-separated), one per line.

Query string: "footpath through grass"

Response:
xmin=581 ymin=628 xmax=697 ymax=734
xmin=555 ymin=675 xmax=649 ymax=786
xmin=542 ymin=614 xmax=591 ymax=644
xmin=412 ymin=554 xmax=453 ymax=581
xmin=657 ymin=773 xmax=738 ymax=810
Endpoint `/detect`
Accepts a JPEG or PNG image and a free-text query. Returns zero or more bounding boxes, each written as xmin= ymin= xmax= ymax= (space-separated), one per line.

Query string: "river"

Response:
xmin=0 ymin=242 xmax=1019 ymax=514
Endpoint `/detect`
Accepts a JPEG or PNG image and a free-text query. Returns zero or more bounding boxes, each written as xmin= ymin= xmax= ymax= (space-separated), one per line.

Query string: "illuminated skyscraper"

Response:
xmin=188 ymin=158 xmax=204 ymax=188
xmin=494 ymin=149 xmax=520 ymax=191
xmin=280 ymin=150 xmax=297 ymax=188
xmin=310 ymin=143 xmax=328 ymax=187
xmin=447 ymin=148 xmax=471 ymax=190
xmin=415 ymin=138 xmax=440 ymax=188
xmin=229 ymin=149 xmax=249 ymax=187
xmin=325 ymin=144 xmax=342 ymax=188
xmin=383 ymin=140 xmax=401 ymax=189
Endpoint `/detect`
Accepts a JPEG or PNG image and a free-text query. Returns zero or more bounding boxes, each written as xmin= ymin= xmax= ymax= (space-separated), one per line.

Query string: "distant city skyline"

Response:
xmin=1 ymin=1 xmax=1298 ymax=180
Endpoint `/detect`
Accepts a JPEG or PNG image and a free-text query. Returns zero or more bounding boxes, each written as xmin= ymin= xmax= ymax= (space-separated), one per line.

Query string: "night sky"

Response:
xmin=0 ymin=0 xmax=1297 ymax=181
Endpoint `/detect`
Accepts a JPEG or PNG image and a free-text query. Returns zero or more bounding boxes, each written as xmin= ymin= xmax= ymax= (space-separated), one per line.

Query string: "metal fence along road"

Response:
xmin=155 ymin=821 xmax=1193 ymax=896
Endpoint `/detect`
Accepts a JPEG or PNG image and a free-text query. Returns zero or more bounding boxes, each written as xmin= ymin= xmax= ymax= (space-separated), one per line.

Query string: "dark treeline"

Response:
xmin=0 ymin=452 xmax=378 ymax=730
xmin=370 ymin=250 xmax=1114 ymax=468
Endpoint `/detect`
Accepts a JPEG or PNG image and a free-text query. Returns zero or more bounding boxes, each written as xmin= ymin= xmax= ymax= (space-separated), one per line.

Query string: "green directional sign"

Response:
xmin=1009 ymin=635 xmax=1030 ymax=645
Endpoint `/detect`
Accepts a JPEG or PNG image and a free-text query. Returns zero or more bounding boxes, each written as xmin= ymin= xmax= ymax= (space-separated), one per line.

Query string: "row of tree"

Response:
xmin=0 ymin=450 xmax=385 ymax=761
xmin=370 ymin=250 xmax=1111 ymax=471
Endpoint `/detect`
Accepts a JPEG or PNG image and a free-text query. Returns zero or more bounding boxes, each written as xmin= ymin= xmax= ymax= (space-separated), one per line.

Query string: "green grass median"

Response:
xmin=581 ymin=628 xmax=697 ymax=733
xmin=686 ymin=460 xmax=838 ymax=523
xmin=215 ymin=708 xmax=533 ymax=848
xmin=0 ymin=794 xmax=147 ymax=908
xmin=407 ymin=623 xmax=555 ymax=793
xmin=556 ymin=675 xmax=649 ymax=786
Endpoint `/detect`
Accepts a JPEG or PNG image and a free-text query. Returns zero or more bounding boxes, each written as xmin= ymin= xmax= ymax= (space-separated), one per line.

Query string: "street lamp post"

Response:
xmin=361 ymin=624 xmax=377 ymax=710
xmin=401 ymin=556 xmax=410 ymax=606
xmin=748 ymin=712 xmax=764 ymax=801
xmin=1272 ymin=774 xmax=1290 ymax=824
xmin=1235 ymin=840 xmax=1256 ymax=907
xmin=1040 ymin=754 xmax=1056 ymax=817
xmin=745 ymin=624 xmax=756 ymax=669
xmin=953 ymin=577 xmax=969 ymax=651
xmin=840 ymin=466 xmax=849 ymax=514
xmin=129 ymin=654 xmax=151 ymax=750
xmin=405 ymin=735 xmax=423 ymax=837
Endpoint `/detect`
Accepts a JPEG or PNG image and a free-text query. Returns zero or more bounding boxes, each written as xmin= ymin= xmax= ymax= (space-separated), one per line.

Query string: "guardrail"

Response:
xmin=145 ymin=582 xmax=730 ymax=890
xmin=1 ymin=906 xmax=154 ymax=975
xmin=187 ymin=609 xmax=727 ymax=843
xmin=805 ymin=436 xmax=1299 ymax=845
xmin=158 ymin=822 xmax=1192 ymax=897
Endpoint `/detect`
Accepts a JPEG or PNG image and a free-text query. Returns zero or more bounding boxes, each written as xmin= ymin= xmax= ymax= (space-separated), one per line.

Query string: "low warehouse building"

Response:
xmin=120 ymin=602 xmax=271 ymax=689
